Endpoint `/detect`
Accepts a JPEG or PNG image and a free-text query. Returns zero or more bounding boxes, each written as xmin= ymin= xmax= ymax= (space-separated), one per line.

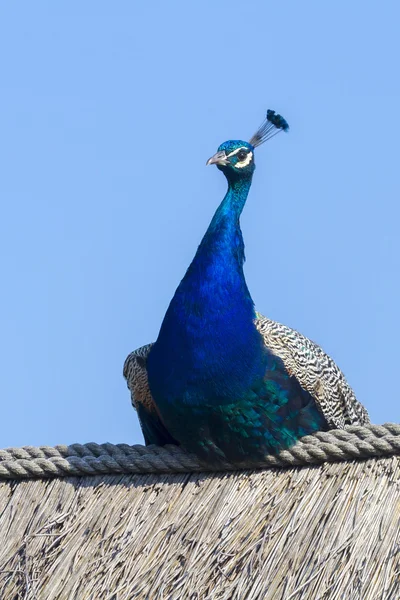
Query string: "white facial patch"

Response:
xmin=225 ymin=147 xmax=253 ymax=169
xmin=226 ymin=147 xmax=247 ymax=158
xmin=235 ymin=151 xmax=253 ymax=169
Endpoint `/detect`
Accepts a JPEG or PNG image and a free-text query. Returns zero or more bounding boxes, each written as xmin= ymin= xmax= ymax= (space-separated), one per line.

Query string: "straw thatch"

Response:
xmin=0 ymin=455 xmax=399 ymax=599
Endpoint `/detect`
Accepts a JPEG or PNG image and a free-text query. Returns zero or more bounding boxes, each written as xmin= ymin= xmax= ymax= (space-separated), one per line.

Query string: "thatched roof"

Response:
xmin=0 ymin=452 xmax=399 ymax=599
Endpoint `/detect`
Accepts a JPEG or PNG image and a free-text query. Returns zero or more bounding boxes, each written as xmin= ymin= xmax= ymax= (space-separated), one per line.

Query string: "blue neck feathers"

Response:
xmin=147 ymin=172 xmax=267 ymax=407
xmin=190 ymin=175 xmax=252 ymax=280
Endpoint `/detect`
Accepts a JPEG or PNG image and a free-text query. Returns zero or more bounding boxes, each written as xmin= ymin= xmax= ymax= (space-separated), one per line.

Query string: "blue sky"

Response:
xmin=0 ymin=2 xmax=399 ymax=448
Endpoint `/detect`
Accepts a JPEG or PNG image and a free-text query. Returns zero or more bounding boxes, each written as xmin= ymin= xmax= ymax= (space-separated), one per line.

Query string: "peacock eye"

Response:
xmin=237 ymin=150 xmax=248 ymax=161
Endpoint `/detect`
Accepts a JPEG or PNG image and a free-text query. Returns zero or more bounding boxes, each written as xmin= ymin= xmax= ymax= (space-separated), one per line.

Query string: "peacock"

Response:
xmin=124 ymin=110 xmax=369 ymax=467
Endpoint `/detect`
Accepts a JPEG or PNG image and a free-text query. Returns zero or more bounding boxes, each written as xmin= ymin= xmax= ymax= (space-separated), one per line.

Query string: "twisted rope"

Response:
xmin=0 ymin=423 xmax=399 ymax=480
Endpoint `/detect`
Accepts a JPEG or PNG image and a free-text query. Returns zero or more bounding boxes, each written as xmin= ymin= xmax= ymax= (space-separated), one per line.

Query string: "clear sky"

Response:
xmin=0 ymin=2 xmax=399 ymax=448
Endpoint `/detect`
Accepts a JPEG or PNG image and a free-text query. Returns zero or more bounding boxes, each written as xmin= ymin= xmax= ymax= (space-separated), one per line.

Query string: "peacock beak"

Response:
xmin=206 ymin=151 xmax=229 ymax=166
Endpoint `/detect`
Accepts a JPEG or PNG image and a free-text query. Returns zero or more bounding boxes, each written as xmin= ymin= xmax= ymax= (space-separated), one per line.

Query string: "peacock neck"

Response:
xmin=211 ymin=174 xmax=253 ymax=224
xmin=172 ymin=172 xmax=256 ymax=331
xmin=195 ymin=174 xmax=253 ymax=271
xmin=147 ymin=171 xmax=265 ymax=408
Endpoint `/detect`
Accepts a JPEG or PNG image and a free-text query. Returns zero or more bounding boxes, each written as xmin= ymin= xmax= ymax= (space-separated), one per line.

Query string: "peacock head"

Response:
xmin=206 ymin=109 xmax=289 ymax=181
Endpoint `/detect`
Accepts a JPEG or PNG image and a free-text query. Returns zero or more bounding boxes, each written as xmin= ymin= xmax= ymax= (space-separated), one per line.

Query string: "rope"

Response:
xmin=0 ymin=423 xmax=399 ymax=480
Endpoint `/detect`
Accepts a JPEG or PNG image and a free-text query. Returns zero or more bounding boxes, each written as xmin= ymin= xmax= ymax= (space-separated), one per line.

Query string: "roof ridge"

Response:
xmin=1 ymin=424 xmax=399 ymax=480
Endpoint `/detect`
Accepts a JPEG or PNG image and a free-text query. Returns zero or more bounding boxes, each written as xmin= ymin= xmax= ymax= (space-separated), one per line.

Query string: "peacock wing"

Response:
xmin=255 ymin=312 xmax=370 ymax=428
xmin=123 ymin=344 xmax=178 ymax=446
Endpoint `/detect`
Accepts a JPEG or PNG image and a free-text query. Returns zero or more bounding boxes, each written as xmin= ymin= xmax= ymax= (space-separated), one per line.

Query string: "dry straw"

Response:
xmin=0 ymin=430 xmax=399 ymax=599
